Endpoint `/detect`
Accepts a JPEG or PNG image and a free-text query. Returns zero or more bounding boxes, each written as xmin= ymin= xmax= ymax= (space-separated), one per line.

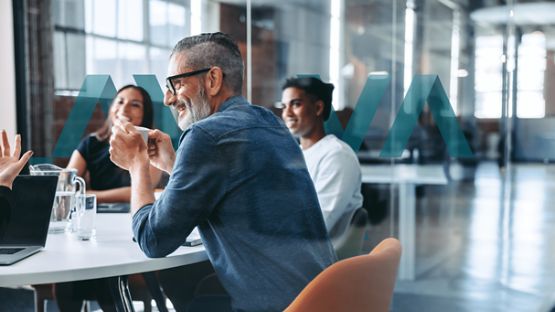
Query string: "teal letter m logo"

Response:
xmin=323 ymin=74 xmax=473 ymax=158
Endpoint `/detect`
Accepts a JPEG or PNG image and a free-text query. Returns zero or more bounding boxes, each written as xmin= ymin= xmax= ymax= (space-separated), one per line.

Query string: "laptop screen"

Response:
xmin=0 ymin=175 xmax=58 ymax=246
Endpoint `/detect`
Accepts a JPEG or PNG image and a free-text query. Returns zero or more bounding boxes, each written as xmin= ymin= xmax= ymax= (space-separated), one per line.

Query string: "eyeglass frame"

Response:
xmin=165 ymin=67 xmax=211 ymax=95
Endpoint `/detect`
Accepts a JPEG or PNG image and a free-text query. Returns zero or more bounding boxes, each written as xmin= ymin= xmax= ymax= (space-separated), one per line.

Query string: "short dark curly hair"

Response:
xmin=281 ymin=77 xmax=334 ymax=121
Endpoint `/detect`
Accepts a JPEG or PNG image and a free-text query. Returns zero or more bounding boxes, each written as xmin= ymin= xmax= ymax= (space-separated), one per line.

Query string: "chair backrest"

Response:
xmin=332 ymin=207 xmax=368 ymax=260
xmin=285 ymin=237 xmax=402 ymax=312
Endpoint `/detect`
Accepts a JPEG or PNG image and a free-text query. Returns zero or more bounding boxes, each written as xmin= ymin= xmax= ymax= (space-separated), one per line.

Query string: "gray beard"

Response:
xmin=178 ymin=86 xmax=212 ymax=130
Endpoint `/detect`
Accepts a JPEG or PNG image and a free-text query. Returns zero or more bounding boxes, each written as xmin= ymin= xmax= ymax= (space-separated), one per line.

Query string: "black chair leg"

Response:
xmin=107 ymin=276 xmax=135 ymax=312
xmin=142 ymin=272 xmax=169 ymax=312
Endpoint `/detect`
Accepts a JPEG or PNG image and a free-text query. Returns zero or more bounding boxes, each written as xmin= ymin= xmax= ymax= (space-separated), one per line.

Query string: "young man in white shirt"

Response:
xmin=281 ymin=77 xmax=363 ymax=240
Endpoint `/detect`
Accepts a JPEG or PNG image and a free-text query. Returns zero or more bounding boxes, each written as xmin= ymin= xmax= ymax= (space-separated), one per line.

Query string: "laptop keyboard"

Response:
xmin=0 ymin=248 xmax=24 ymax=255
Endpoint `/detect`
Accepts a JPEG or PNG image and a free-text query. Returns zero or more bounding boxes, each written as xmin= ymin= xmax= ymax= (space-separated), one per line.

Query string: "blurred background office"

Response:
xmin=2 ymin=0 xmax=555 ymax=311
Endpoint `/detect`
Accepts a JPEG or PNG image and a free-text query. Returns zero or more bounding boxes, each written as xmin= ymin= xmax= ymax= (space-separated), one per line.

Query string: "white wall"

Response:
xmin=0 ymin=0 xmax=17 ymax=137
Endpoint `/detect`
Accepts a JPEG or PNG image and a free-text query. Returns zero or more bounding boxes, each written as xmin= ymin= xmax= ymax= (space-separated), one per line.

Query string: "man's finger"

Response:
xmin=150 ymin=129 xmax=169 ymax=141
xmin=108 ymin=146 xmax=120 ymax=164
xmin=113 ymin=118 xmax=133 ymax=133
xmin=109 ymin=148 xmax=128 ymax=170
xmin=115 ymin=114 xmax=130 ymax=122
xmin=123 ymin=122 xmax=136 ymax=133
xmin=111 ymin=121 xmax=128 ymax=134
xmin=110 ymin=132 xmax=124 ymax=149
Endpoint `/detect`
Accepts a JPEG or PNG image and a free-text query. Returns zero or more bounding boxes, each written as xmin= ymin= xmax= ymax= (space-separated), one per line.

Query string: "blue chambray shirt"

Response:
xmin=132 ymin=96 xmax=337 ymax=312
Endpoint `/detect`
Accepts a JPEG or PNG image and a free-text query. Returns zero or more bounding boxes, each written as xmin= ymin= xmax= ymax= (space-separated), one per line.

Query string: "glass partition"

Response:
xmin=16 ymin=0 xmax=555 ymax=309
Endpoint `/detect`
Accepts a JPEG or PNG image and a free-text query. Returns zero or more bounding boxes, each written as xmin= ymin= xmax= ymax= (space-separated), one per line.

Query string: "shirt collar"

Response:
xmin=178 ymin=95 xmax=248 ymax=144
xmin=217 ymin=95 xmax=248 ymax=113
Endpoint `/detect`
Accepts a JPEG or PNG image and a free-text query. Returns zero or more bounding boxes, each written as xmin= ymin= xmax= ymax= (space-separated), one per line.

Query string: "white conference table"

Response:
xmin=0 ymin=214 xmax=208 ymax=311
xmin=361 ymin=164 xmax=448 ymax=280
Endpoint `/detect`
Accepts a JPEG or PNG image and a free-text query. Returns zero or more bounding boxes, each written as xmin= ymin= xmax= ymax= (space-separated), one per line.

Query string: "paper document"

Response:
xmin=184 ymin=227 xmax=202 ymax=246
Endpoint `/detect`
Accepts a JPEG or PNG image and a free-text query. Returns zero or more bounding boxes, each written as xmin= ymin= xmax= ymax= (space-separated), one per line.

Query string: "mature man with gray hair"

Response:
xmin=109 ymin=32 xmax=336 ymax=311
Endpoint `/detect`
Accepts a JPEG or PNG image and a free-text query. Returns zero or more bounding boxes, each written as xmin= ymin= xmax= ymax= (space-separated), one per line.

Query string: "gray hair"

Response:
xmin=171 ymin=32 xmax=244 ymax=95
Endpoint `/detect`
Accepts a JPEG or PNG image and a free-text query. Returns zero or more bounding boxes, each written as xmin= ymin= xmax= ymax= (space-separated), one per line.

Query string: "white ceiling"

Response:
xmin=471 ymin=2 xmax=555 ymax=26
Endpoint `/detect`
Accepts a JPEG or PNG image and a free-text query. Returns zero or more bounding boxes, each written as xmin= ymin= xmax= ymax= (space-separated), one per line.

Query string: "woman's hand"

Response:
xmin=0 ymin=130 xmax=33 ymax=189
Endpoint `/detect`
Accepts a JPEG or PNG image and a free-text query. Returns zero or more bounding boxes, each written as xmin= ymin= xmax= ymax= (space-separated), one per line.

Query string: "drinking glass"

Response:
xmin=76 ymin=194 xmax=96 ymax=240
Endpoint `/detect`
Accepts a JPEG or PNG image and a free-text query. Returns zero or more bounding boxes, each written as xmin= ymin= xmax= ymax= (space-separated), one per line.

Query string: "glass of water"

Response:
xmin=51 ymin=191 xmax=75 ymax=233
xmin=76 ymin=194 xmax=96 ymax=240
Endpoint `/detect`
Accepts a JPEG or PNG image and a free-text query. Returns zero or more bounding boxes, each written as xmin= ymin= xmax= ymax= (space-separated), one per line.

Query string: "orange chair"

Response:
xmin=285 ymin=237 xmax=401 ymax=312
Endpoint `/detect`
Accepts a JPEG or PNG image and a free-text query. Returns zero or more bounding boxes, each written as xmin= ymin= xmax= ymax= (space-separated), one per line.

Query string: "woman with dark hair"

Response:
xmin=67 ymin=84 xmax=160 ymax=203
xmin=55 ymin=85 xmax=162 ymax=311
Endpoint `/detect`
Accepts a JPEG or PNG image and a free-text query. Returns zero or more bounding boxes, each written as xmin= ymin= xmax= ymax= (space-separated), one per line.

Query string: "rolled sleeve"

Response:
xmin=131 ymin=203 xmax=165 ymax=258
xmin=131 ymin=126 xmax=227 ymax=258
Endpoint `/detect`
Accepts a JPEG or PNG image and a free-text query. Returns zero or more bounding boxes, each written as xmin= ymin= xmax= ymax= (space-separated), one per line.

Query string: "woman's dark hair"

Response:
xmin=281 ymin=77 xmax=334 ymax=121
xmin=95 ymin=85 xmax=154 ymax=141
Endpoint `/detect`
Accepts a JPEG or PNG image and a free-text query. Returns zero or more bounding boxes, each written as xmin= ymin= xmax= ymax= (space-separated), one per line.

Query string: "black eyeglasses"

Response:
xmin=165 ymin=68 xmax=211 ymax=95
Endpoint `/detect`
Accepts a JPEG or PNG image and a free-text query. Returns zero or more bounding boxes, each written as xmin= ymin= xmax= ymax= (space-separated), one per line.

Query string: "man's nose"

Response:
xmin=164 ymin=89 xmax=176 ymax=107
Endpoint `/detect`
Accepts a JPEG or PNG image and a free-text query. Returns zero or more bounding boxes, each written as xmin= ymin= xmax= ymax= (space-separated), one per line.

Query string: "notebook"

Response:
xmin=183 ymin=227 xmax=202 ymax=246
xmin=0 ymin=175 xmax=58 ymax=265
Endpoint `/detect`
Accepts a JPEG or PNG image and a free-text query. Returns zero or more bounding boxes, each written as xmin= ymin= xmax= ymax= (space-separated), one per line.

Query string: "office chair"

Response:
xmin=331 ymin=207 xmax=368 ymax=260
xmin=32 ymin=284 xmax=57 ymax=312
xmin=32 ymin=273 xmax=167 ymax=312
xmin=285 ymin=237 xmax=401 ymax=312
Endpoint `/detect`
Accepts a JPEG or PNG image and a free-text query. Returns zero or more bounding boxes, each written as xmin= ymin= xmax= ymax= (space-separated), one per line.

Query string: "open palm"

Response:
xmin=0 ymin=130 xmax=33 ymax=189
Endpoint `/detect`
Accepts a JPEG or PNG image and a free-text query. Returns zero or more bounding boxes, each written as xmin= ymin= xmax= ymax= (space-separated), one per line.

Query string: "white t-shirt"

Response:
xmin=302 ymin=134 xmax=363 ymax=240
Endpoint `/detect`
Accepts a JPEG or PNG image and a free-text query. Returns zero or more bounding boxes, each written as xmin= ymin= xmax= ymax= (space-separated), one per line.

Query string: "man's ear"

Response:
xmin=315 ymin=100 xmax=324 ymax=118
xmin=205 ymin=67 xmax=224 ymax=96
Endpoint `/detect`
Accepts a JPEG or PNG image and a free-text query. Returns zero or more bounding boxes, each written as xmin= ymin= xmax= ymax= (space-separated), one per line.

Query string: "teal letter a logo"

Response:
xmin=379 ymin=75 xmax=472 ymax=158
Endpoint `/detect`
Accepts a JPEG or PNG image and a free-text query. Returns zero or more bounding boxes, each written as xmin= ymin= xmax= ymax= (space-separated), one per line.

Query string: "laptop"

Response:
xmin=0 ymin=175 xmax=58 ymax=265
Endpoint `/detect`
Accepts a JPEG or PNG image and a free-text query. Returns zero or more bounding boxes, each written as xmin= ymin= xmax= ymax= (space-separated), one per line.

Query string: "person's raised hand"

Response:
xmin=147 ymin=129 xmax=176 ymax=174
xmin=0 ymin=130 xmax=33 ymax=189
xmin=109 ymin=119 xmax=149 ymax=171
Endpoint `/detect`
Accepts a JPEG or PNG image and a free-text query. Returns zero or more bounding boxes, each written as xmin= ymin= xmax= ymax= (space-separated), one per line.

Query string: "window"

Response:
xmin=516 ymin=32 xmax=546 ymax=118
xmin=53 ymin=0 xmax=190 ymax=92
xmin=474 ymin=32 xmax=546 ymax=119
xmin=474 ymin=35 xmax=503 ymax=118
